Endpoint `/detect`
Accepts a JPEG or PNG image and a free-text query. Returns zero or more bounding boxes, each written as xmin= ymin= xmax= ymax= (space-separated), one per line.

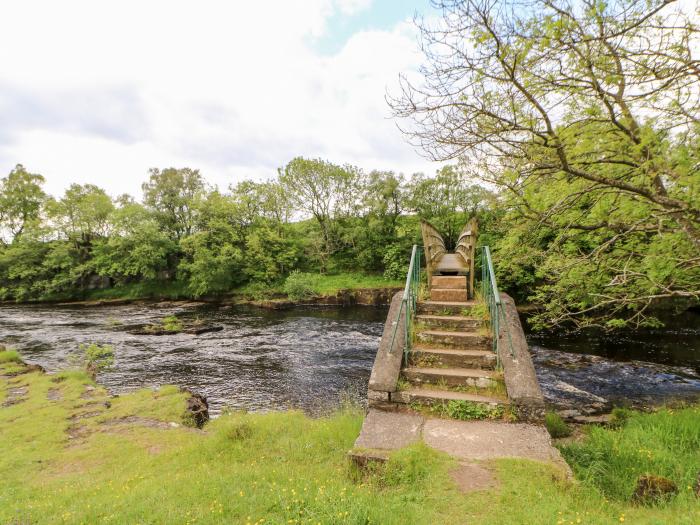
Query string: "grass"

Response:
xmin=28 ymin=272 xmax=403 ymax=305
xmin=545 ymin=411 xmax=573 ymax=438
xmin=0 ymin=349 xmax=21 ymax=363
xmin=232 ymin=272 xmax=403 ymax=302
xmin=412 ymin=399 xmax=510 ymax=421
xmin=560 ymin=404 xmax=700 ymax=502
xmin=2 ymin=357 xmax=699 ymax=524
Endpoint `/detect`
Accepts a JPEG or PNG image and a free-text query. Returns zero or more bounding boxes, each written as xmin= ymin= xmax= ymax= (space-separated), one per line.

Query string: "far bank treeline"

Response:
xmin=0 ymin=160 xmax=493 ymax=301
xmin=0 ymin=151 xmax=697 ymax=330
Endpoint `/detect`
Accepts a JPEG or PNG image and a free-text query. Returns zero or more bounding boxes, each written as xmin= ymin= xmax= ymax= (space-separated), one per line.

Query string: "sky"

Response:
xmin=0 ymin=0 xmax=438 ymax=198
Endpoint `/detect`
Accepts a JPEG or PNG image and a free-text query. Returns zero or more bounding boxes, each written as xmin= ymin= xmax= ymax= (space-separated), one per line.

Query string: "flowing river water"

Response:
xmin=1 ymin=302 xmax=699 ymax=415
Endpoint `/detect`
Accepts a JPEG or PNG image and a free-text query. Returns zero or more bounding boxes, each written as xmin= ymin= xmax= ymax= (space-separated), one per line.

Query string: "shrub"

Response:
xmin=282 ymin=270 xmax=319 ymax=300
xmin=545 ymin=411 xmax=572 ymax=438
xmin=243 ymin=282 xmax=275 ymax=301
xmin=79 ymin=343 xmax=115 ymax=376
xmin=382 ymin=245 xmax=409 ymax=280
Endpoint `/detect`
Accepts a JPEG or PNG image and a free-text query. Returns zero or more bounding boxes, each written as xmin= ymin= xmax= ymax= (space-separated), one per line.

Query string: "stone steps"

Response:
xmin=417 ymin=300 xmax=475 ymax=316
xmin=415 ymin=314 xmax=484 ymax=331
xmin=402 ymin=366 xmax=497 ymax=388
xmin=430 ymin=276 xmax=468 ymax=289
xmin=392 ymin=387 xmax=507 ymax=407
xmin=416 ymin=329 xmax=491 ymax=350
xmin=430 ymin=288 xmax=468 ymax=302
xmin=410 ymin=345 xmax=496 ymax=369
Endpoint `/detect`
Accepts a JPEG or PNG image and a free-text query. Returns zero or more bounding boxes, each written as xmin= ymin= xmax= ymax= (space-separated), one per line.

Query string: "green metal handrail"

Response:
xmin=388 ymin=245 xmax=422 ymax=364
xmin=481 ymin=246 xmax=514 ymax=363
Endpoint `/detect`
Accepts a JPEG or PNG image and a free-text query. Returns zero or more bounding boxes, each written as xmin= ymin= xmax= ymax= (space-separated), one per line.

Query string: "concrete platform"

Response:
xmin=350 ymin=409 xmax=570 ymax=475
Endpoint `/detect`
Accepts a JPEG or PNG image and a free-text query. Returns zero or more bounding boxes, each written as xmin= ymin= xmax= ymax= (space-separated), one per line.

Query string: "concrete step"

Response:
xmin=416 ymin=329 xmax=491 ymax=350
xmin=392 ymin=387 xmax=507 ymax=407
xmin=416 ymin=314 xmax=484 ymax=331
xmin=430 ymin=276 xmax=467 ymax=289
xmin=410 ymin=346 xmax=497 ymax=369
xmin=430 ymin=288 xmax=468 ymax=302
xmin=418 ymin=300 xmax=475 ymax=316
xmin=402 ymin=366 xmax=497 ymax=388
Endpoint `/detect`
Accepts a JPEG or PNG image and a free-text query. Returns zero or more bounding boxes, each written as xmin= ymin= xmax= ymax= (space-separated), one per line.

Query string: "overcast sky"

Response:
xmin=0 ymin=0 xmax=439 ymax=198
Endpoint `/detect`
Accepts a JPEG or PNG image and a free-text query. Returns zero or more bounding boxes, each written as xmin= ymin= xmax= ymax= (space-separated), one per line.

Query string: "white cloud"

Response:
xmin=0 ymin=0 xmax=440 ymax=198
xmin=334 ymin=0 xmax=373 ymax=15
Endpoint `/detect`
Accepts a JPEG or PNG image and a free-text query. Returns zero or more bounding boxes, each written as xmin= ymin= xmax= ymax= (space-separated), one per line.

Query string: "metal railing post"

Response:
xmin=481 ymin=246 xmax=514 ymax=364
xmin=388 ymin=245 xmax=421 ymax=367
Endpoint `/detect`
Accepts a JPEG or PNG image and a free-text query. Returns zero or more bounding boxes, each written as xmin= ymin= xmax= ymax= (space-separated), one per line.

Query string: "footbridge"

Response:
xmin=351 ymin=220 xmax=564 ymax=470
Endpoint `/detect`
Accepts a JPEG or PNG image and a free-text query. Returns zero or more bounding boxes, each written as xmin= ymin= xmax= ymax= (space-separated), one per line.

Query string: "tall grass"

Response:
xmin=560 ymin=404 xmax=700 ymax=501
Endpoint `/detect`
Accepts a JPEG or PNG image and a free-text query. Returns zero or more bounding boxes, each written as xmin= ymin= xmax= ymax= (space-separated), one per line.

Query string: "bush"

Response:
xmin=545 ymin=411 xmax=572 ymax=438
xmin=243 ymin=282 xmax=275 ymax=301
xmin=79 ymin=343 xmax=115 ymax=375
xmin=382 ymin=245 xmax=409 ymax=280
xmin=282 ymin=270 xmax=319 ymax=300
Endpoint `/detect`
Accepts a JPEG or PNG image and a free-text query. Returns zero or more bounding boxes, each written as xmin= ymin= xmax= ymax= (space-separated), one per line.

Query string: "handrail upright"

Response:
xmin=388 ymin=245 xmax=421 ymax=366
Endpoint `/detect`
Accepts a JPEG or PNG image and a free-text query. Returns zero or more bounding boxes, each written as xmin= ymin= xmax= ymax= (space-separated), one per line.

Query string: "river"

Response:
xmin=1 ymin=302 xmax=699 ymax=415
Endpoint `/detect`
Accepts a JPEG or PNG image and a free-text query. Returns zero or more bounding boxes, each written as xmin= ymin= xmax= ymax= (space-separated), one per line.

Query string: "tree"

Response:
xmin=279 ymin=157 xmax=360 ymax=264
xmin=0 ymin=164 xmax=46 ymax=243
xmin=407 ymin=166 xmax=491 ymax=247
xmin=92 ymin=202 xmax=175 ymax=283
xmin=47 ymin=184 xmax=114 ymax=254
xmin=142 ymin=167 xmax=205 ymax=240
xmin=392 ymin=0 xmax=700 ymax=328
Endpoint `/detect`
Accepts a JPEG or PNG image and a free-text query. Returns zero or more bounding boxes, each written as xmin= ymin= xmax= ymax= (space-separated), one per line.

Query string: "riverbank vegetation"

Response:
xmin=2 ymin=359 xmax=699 ymax=524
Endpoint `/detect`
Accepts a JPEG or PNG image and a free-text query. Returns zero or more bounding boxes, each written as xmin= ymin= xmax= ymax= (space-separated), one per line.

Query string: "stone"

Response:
xmin=632 ymin=475 xmax=678 ymax=504
xmin=182 ymin=388 xmax=209 ymax=429
xmin=367 ymin=390 xmax=390 ymax=402
xmin=353 ymin=409 xmax=423 ymax=452
xmin=694 ymin=471 xmax=700 ymax=498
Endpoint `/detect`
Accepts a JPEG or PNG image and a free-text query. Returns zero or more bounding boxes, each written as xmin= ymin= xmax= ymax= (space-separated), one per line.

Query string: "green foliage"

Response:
xmin=380 ymin=442 xmax=451 ymax=487
xmin=1 ymin=368 xmax=699 ymax=523
xmin=382 ymin=244 xmax=409 ymax=280
xmin=282 ymin=270 xmax=319 ymax=300
xmin=560 ymin=405 xmax=700 ymax=502
xmin=79 ymin=343 xmax=115 ymax=373
xmin=545 ymin=412 xmax=572 ymax=438
xmin=0 ymin=349 xmax=21 ymax=364
xmin=424 ymin=400 xmax=505 ymax=421
xmin=161 ymin=316 xmax=183 ymax=332
xmin=0 ymin=164 xmax=46 ymax=242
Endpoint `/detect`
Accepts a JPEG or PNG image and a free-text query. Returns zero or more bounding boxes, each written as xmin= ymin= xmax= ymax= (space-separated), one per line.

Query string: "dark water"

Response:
xmin=0 ymin=303 xmax=385 ymax=415
xmin=527 ymin=310 xmax=700 ymax=412
xmin=1 ymin=303 xmax=699 ymax=415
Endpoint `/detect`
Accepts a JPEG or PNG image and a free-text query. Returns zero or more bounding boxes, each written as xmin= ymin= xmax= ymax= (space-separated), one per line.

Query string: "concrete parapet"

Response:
xmin=498 ymin=293 xmax=545 ymax=423
xmin=367 ymin=292 xmax=405 ymax=404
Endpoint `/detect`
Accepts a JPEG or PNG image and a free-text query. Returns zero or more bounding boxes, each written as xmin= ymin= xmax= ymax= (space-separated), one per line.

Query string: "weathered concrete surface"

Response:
xmin=367 ymin=292 xmax=405 ymax=394
xmin=499 ymin=293 xmax=546 ymax=422
xmin=353 ymin=409 xmax=423 ymax=451
xmin=422 ymin=419 xmax=561 ymax=464
xmin=351 ymin=410 xmax=570 ymax=476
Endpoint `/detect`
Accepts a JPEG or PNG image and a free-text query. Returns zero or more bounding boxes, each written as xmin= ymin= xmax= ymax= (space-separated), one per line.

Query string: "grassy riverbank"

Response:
xmin=24 ymin=272 xmax=403 ymax=305
xmin=1 ymin=354 xmax=699 ymax=524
